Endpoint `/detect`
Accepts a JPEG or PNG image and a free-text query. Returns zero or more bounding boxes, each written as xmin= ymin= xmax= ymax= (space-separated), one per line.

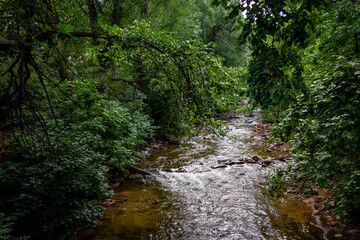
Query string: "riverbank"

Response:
xmin=79 ymin=113 xmax=330 ymax=239
xmin=81 ymin=113 xmax=359 ymax=240
xmin=256 ymin=123 xmax=360 ymax=240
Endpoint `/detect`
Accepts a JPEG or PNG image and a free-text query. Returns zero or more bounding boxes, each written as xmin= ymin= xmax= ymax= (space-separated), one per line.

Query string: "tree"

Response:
xmin=0 ymin=1 xmax=238 ymax=238
xmin=199 ymin=0 xmax=249 ymax=66
xmin=213 ymin=0 xmax=360 ymax=220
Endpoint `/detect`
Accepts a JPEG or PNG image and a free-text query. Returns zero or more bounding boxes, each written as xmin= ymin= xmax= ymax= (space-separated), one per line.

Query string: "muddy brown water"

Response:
xmin=80 ymin=114 xmax=324 ymax=240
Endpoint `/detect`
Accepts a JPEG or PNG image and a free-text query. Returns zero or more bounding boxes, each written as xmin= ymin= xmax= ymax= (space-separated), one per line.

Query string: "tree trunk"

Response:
xmin=87 ymin=0 xmax=113 ymax=71
xmin=141 ymin=0 xmax=150 ymax=19
xmin=112 ymin=0 xmax=125 ymax=26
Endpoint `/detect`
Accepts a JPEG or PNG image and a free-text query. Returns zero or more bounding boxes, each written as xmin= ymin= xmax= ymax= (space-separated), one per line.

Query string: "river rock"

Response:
xmin=261 ymin=159 xmax=273 ymax=167
xmin=278 ymin=154 xmax=290 ymax=161
xmin=211 ymin=164 xmax=227 ymax=169
xmin=226 ymin=161 xmax=245 ymax=166
xmin=269 ymin=144 xmax=276 ymax=150
xmin=128 ymin=173 xmax=144 ymax=180
xmin=318 ymin=205 xmax=326 ymax=211
xmin=245 ymin=158 xmax=257 ymax=163
xmin=163 ymin=168 xmax=187 ymax=173
xmin=175 ymin=167 xmax=187 ymax=172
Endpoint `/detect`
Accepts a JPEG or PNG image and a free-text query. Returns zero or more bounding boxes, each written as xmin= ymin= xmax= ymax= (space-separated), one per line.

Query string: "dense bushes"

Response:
xmin=0 ymin=78 xmax=157 ymax=239
xmin=0 ymin=16 xmax=240 ymax=237
xmin=270 ymin=59 xmax=360 ymax=220
xmin=1 ymin=137 xmax=111 ymax=239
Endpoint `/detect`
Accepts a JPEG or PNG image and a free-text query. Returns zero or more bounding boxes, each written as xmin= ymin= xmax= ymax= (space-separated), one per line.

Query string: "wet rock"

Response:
xmin=252 ymin=155 xmax=261 ymax=162
xmin=278 ymin=154 xmax=290 ymax=161
xmin=348 ymin=229 xmax=360 ymax=234
xmin=175 ymin=167 xmax=187 ymax=172
xmin=163 ymin=168 xmax=187 ymax=173
xmin=128 ymin=173 xmax=143 ymax=180
xmin=318 ymin=205 xmax=326 ymax=211
xmin=211 ymin=164 xmax=227 ymax=169
xmin=142 ymin=179 xmax=155 ymax=185
xmin=261 ymin=159 xmax=273 ymax=167
xmin=245 ymin=159 xmax=257 ymax=164
xmin=226 ymin=161 xmax=245 ymax=166
xmin=334 ymin=234 xmax=343 ymax=238
xmin=218 ymin=160 xmax=228 ymax=163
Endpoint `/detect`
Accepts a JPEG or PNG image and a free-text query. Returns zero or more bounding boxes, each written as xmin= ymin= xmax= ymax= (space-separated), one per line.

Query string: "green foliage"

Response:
xmin=98 ymin=21 xmax=238 ymax=135
xmin=147 ymin=0 xmax=202 ymax=39
xmin=198 ymin=1 xmax=249 ymax=67
xmin=54 ymin=79 xmax=155 ymax=170
xmin=334 ymin=170 xmax=360 ymax=221
xmin=212 ymin=0 xmax=360 ymax=220
xmin=0 ymin=77 xmax=158 ymax=238
xmin=0 ymin=212 xmax=14 ymax=240
xmin=275 ymin=60 xmax=360 ymax=218
xmin=265 ymin=167 xmax=289 ymax=198
xmin=0 ymin=0 xmax=266 ymax=238
xmin=213 ymin=0 xmax=324 ymax=109
xmin=247 ymin=43 xmax=307 ymax=110
xmin=1 ymin=132 xmax=112 ymax=239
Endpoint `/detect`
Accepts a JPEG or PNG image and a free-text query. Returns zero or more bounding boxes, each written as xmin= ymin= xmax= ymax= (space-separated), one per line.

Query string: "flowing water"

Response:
xmin=80 ymin=114 xmax=324 ymax=240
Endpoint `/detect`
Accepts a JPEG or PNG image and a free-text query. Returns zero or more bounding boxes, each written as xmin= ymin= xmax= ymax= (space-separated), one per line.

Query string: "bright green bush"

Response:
xmin=54 ymin=79 xmax=155 ymax=170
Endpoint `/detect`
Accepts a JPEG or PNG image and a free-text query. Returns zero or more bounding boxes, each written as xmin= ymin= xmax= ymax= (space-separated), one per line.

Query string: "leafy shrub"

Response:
xmin=0 ymin=78 xmax=156 ymax=238
xmin=55 ymin=79 xmax=155 ymax=170
xmin=271 ymin=60 xmax=360 ymax=220
xmin=0 ymin=212 xmax=14 ymax=240
xmin=0 ymin=130 xmax=112 ymax=239
xmin=334 ymin=169 xmax=360 ymax=221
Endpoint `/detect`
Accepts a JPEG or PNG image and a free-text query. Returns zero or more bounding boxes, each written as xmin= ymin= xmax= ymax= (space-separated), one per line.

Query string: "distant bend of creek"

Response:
xmin=79 ymin=113 xmax=325 ymax=240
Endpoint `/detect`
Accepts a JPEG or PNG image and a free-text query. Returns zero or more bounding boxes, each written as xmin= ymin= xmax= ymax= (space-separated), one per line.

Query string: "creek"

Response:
xmin=80 ymin=114 xmax=324 ymax=240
